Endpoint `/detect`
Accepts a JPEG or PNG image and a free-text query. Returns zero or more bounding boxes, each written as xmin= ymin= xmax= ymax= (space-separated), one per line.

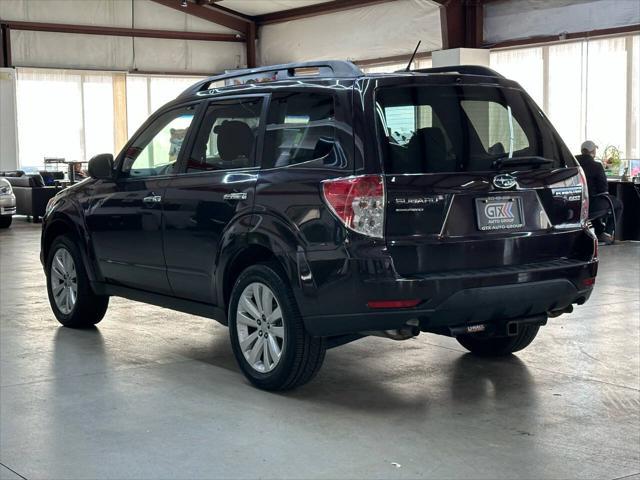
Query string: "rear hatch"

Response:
xmin=376 ymin=82 xmax=588 ymax=276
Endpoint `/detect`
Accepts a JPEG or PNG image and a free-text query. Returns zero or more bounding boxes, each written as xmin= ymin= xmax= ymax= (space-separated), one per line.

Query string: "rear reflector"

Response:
xmin=583 ymin=277 xmax=596 ymax=286
xmin=367 ymin=299 xmax=421 ymax=309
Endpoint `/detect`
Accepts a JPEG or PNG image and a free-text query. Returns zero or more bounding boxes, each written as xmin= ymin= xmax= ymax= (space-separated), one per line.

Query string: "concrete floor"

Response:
xmin=0 ymin=219 xmax=638 ymax=480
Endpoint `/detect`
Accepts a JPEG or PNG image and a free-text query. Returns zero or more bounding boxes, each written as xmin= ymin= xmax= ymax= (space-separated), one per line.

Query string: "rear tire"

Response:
xmin=456 ymin=325 xmax=540 ymax=357
xmin=46 ymin=235 xmax=109 ymax=328
xmin=228 ymin=262 xmax=325 ymax=391
xmin=0 ymin=216 xmax=12 ymax=228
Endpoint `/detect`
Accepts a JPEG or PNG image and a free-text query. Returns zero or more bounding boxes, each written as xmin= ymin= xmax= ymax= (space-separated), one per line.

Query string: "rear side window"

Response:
xmin=376 ymin=85 xmax=574 ymax=174
xmin=262 ymin=93 xmax=343 ymax=169
xmin=187 ymin=98 xmax=263 ymax=172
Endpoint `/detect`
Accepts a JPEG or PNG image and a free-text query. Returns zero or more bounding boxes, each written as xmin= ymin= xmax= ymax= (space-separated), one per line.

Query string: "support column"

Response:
xmin=440 ymin=0 xmax=483 ymax=50
xmin=1 ymin=24 xmax=11 ymax=68
xmin=0 ymin=68 xmax=19 ymax=171
xmin=246 ymin=21 xmax=257 ymax=68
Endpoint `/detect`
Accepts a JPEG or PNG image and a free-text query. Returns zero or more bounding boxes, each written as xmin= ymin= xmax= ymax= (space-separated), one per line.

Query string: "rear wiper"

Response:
xmin=492 ymin=156 xmax=554 ymax=170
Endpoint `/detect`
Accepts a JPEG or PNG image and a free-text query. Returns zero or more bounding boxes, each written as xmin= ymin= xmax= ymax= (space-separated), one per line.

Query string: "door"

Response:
xmin=86 ymin=104 xmax=199 ymax=293
xmin=163 ymin=96 xmax=266 ymax=303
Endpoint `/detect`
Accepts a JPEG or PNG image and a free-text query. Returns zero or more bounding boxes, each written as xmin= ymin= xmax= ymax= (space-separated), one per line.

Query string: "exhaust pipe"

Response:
xmin=362 ymin=321 xmax=420 ymax=341
xmin=548 ymin=304 xmax=573 ymax=318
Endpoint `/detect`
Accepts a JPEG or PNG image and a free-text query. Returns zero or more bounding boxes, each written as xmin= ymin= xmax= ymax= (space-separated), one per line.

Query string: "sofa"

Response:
xmin=1 ymin=172 xmax=62 ymax=222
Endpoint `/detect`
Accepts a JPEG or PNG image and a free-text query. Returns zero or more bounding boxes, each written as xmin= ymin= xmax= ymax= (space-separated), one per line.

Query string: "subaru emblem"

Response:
xmin=493 ymin=174 xmax=517 ymax=190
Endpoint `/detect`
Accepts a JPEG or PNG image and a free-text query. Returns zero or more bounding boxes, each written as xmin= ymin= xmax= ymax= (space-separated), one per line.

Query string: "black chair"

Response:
xmin=589 ymin=192 xmax=617 ymax=243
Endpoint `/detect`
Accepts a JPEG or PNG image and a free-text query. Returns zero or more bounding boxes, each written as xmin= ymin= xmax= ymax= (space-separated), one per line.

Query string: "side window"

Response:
xmin=263 ymin=93 xmax=341 ymax=169
xmin=122 ymin=105 xmax=196 ymax=177
xmin=187 ymin=98 xmax=263 ymax=172
xmin=461 ymin=100 xmax=530 ymax=155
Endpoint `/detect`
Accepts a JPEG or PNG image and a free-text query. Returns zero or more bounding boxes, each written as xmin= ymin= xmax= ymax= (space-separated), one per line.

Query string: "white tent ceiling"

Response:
xmin=211 ymin=0 xmax=333 ymax=17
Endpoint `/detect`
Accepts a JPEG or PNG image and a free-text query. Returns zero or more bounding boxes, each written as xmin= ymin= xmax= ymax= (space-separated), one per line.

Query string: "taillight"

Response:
xmin=322 ymin=174 xmax=385 ymax=238
xmin=577 ymin=166 xmax=589 ymax=226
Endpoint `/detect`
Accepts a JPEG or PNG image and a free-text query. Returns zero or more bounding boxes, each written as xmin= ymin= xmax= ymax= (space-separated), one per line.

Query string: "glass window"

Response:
xmin=377 ymin=85 xmax=572 ymax=174
xmin=547 ymin=41 xmax=586 ymax=154
xmin=585 ymin=36 xmax=628 ymax=159
xmin=125 ymin=75 xmax=205 ymax=138
xmin=262 ymin=93 xmax=340 ymax=169
xmin=15 ymin=69 xmax=115 ymax=170
xmin=384 ymin=105 xmax=434 ymax=145
xmin=490 ymin=47 xmax=544 ymax=107
xmin=461 ymin=100 xmax=530 ymax=154
xmin=187 ymin=99 xmax=263 ymax=172
xmin=121 ymin=106 xmax=196 ymax=177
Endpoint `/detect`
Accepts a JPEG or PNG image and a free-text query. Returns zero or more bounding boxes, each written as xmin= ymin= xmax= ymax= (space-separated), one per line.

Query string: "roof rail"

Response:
xmin=407 ymin=65 xmax=504 ymax=78
xmin=180 ymin=60 xmax=363 ymax=97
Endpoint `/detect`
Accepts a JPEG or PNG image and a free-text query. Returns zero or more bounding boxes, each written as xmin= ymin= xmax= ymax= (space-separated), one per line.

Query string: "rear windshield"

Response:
xmin=376 ymin=85 xmax=575 ymax=174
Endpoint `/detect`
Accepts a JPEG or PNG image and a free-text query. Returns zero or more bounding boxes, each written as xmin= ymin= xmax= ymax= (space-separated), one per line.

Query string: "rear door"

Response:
xmin=162 ymin=96 xmax=266 ymax=304
xmin=375 ymin=82 xmax=586 ymax=276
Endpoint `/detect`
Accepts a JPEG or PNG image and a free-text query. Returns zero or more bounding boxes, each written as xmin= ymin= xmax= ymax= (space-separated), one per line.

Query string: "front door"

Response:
xmin=163 ymin=96 xmax=266 ymax=304
xmin=86 ymin=104 xmax=199 ymax=294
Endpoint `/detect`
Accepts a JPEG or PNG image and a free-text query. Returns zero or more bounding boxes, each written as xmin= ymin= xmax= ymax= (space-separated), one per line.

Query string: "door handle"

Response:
xmin=142 ymin=195 xmax=162 ymax=204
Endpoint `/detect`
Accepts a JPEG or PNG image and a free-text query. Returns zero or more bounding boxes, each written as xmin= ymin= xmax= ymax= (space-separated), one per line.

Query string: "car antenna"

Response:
xmin=404 ymin=41 xmax=422 ymax=72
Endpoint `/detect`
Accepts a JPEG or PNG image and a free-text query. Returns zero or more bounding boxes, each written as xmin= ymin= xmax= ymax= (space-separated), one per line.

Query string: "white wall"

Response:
xmin=484 ymin=0 xmax=640 ymax=44
xmin=258 ymin=0 xmax=442 ymax=65
xmin=0 ymin=0 xmax=244 ymax=73
xmin=0 ymin=68 xmax=19 ymax=172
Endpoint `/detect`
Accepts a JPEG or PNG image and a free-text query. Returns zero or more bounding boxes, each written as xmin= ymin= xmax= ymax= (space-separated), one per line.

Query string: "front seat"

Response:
xmin=214 ymin=120 xmax=255 ymax=166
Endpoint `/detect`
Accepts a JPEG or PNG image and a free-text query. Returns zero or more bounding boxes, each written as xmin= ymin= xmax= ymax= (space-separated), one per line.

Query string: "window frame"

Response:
xmin=114 ymin=100 xmax=204 ymax=182
xmin=175 ymin=94 xmax=270 ymax=177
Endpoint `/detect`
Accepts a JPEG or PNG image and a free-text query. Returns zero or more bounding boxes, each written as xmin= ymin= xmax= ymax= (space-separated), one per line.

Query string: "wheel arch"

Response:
xmin=42 ymin=214 xmax=101 ymax=283
xmin=218 ymin=213 xmax=311 ymax=319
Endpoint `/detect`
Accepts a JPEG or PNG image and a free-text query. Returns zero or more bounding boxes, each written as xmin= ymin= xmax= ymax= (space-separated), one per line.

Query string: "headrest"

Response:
xmin=409 ymin=127 xmax=446 ymax=150
xmin=214 ymin=120 xmax=254 ymax=162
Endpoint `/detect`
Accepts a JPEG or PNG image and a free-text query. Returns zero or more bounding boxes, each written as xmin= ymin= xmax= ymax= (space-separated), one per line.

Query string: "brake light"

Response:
xmin=322 ymin=175 xmax=385 ymax=238
xmin=577 ymin=166 xmax=589 ymax=226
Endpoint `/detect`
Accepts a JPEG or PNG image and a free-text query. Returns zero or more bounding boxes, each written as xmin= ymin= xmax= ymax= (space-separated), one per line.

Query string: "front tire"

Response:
xmin=46 ymin=235 xmax=109 ymax=328
xmin=228 ymin=262 xmax=325 ymax=391
xmin=0 ymin=216 xmax=12 ymax=228
xmin=456 ymin=325 xmax=540 ymax=357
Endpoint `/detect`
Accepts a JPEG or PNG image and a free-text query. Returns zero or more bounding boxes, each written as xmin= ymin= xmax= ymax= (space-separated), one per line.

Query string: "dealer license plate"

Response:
xmin=475 ymin=196 xmax=524 ymax=231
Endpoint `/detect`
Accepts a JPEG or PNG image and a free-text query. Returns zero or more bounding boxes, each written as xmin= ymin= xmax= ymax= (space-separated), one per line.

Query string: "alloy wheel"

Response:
xmin=236 ymin=282 xmax=285 ymax=373
xmin=50 ymin=247 xmax=78 ymax=315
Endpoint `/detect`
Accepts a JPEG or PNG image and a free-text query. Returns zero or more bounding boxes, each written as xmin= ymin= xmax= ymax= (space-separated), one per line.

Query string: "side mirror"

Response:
xmin=88 ymin=153 xmax=114 ymax=180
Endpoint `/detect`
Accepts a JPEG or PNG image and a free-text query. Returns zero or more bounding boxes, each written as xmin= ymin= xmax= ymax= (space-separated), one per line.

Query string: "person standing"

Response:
xmin=575 ymin=140 xmax=622 ymax=243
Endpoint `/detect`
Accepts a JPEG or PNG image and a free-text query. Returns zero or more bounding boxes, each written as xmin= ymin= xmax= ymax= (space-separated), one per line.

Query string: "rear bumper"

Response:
xmin=301 ymin=258 xmax=597 ymax=336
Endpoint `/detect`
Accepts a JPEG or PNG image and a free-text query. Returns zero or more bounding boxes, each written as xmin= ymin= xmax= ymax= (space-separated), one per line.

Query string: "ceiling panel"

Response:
xmin=215 ymin=0 xmax=333 ymax=16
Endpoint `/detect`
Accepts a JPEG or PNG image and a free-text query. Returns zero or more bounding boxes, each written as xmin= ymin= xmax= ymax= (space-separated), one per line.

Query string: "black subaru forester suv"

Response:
xmin=41 ymin=61 xmax=598 ymax=390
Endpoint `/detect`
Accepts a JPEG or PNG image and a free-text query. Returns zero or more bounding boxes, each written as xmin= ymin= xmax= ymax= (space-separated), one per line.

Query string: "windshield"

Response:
xmin=376 ymin=85 xmax=575 ymax=174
